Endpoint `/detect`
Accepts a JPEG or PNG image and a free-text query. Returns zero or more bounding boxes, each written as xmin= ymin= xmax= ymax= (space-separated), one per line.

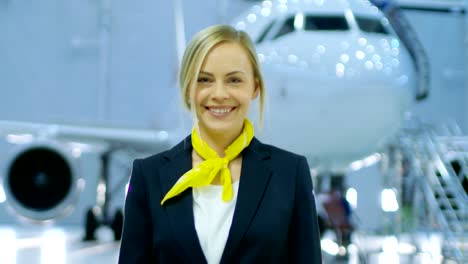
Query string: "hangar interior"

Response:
xmin=0 ymin=0 xmax=467 ymax=263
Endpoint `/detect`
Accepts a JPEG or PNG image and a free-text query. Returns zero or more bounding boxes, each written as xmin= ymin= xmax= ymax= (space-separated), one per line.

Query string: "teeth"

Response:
xmin=209 ymin=108 xmax=231 ymax=114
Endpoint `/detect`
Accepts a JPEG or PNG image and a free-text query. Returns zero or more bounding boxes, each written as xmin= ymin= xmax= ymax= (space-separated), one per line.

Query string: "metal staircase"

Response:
xmin=400 ymin=121 xmax=468 ymax=262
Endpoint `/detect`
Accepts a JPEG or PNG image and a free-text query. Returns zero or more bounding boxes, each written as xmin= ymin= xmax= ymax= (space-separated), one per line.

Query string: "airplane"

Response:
xmin=0 ymin=0 xmax=427 ymax=241
xmin=232 ymin=0 xmax=427 ymax=171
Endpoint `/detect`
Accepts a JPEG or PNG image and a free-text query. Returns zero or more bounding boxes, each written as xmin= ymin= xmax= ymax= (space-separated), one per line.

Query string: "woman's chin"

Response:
xmin=199 ymin=119 xmax=244 ymax=136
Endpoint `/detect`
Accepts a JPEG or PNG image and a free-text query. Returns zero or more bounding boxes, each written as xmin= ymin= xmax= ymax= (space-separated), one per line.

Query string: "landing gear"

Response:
xmin=83 ymin=208 xmax=98 ymax=241
xmin=82 ymin=149 xmax=129 ymax=242
xmin=83 ymin=207 xmax=124 ymax=241
xmin=111 ymin=209 xmax=124 ymax=241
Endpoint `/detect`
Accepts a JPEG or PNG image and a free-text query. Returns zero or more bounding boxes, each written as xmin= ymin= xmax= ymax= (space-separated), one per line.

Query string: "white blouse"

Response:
xmin=192 ymin=182 xmax=240 ymax=264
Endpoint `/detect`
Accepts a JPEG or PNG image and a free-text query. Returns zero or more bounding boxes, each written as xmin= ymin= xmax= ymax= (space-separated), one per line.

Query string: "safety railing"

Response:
xmin=400 ymin=121 xmax=467 ymax=262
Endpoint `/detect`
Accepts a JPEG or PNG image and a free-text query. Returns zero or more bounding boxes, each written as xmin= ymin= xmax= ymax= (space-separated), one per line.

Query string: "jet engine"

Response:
xmin=0 ymin=120 xmax=170 ymax=235
xmin=1 ymin=140 xmax=83 ymax=222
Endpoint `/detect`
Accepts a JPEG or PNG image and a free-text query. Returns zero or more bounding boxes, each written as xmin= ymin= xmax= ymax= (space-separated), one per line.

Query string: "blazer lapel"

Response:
xmin=220 ymin=138 xmax=272 ymax=263
xmin=159 ymin=136 xmax=206 ymax=263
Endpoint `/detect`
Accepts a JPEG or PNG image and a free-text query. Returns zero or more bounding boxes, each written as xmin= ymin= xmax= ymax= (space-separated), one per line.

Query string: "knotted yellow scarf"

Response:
xmin=161 ymin=119 xmax=254 ymax=205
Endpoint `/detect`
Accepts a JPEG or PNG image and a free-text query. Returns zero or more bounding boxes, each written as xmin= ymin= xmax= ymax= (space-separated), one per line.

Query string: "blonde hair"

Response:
xmin=179 ymin=24 xmax=265 ymax=127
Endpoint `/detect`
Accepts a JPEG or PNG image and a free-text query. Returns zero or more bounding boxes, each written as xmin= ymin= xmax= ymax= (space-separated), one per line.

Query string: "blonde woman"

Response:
xmin=118 ymin=24 xmax=322 ymax=263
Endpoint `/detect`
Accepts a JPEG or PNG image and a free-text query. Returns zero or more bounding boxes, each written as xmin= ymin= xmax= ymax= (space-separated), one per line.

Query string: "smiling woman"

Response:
xmin=118 ymin=24 xmax=322 ymax=264
xmin=180 ymin=25 xmax=266 ymax=142
xmin=194 ymin=41 xmax=259 ymax=156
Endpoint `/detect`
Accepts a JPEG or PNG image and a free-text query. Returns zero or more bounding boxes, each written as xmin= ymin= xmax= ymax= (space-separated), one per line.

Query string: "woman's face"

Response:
xmin=194 ymin=41 xmax=259 ymax=137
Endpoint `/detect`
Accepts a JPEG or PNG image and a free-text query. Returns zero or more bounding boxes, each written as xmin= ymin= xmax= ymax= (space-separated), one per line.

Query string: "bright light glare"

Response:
xmin=344 ymin=9 xmax=355 ymax=24
xmin=258 ymin=53 xmax=265 ymax=63
xmin=349 ymin=153 xmax=381 ymax=171
xmin=340 ymin=53 xmax=349 ymax=63
xmin=277 ymin=3 xmax=288 ymax=13
xmin=262 ymin=0 xmax=272 ymax=8
xmin=378 ymin=252 xmax=400 ymax=264
xmin=365 ymin=60 xmax=374 ymax=70
xmin=336 ymin=63 xmax=345 ymax=78
xmin=261 ymin=7 xmax=271 ymax=17
xmin=316 ymin=45 xmax=326 ymax=54
xmin=247 ymin=14 xmax=256 ymax=23
xmin=77 ymin=178 xmax=85 ymax=190
xmin=0 ymin=184 xmax=6 ymax=203
xmin=294 ymin=13 xmax=304 ymax=30
xmin=71 ymin=147 xmax=82 ymax=158
xmin=379 ymin=236 xmax=400 ymax=264
xmin=382 ymin=236 xmax=398 ymax=253
xmin=398 ymin=242 xmax=417 ymax=254
xmin=350 ymin=160 xmax=363 ymax=171
xmin=0 ymin=228 xmax=16 ymax=264
xmin=381 ymin=189 xmax=399 ymax=212
xmin=358 ymin=37 xmax=367 ymax=46
xmin=6 ymin=134 xmax=33 ymax=144
xmin=321 ymin=239 xmax=339 ymax=255
xmin=125 ymin=183 xmax=130 ymax=197
xmin=235 ymin=21 xmax=246 ymax=30
xmin=420 ymin=234 xmax=442 ymax=259
xmin=97 ymin=182 xmax=106 ymax=205
xmin=347 ymin=244 xmax=360 ymax=264
xmin=355 ymin=50 xmax=365 ymax=60
xmin=346 ymin=188 xmax=357 ymax=209
xmin=41 ymin=229 xmax=66 ymax=264
xmin=391 ymin=38 xmax=400 ymax=48
xmin=67 ymin=142 xmax=95 ymax=153
xmin=363 ymin=153 xmax=381 ymax=166
xmin=288 ymin=54 xmax=298 ymax=64
xmin=429 ymin=235 xmax=442 ymax=257
xmin=366 ymin=45 xmax=375 ymax=53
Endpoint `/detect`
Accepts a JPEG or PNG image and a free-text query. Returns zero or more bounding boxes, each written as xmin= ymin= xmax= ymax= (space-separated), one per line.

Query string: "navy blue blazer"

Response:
xmin=118 ymin=136 xmax=322 ymax=263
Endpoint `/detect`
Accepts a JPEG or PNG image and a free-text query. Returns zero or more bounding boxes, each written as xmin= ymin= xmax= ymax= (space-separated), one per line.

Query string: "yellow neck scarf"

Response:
xmin=161 ymin=119 xmax=254 ymax=205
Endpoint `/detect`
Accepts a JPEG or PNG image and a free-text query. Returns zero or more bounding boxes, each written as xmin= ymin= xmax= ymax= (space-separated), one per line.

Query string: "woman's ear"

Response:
xmin=252 ymin=79 xmax=260 ymax=99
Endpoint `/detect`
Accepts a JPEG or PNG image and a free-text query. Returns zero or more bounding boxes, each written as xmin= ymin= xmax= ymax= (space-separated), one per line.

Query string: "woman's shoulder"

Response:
xmin=137 ymin=136 xmax=191 ymax=168
xmin=253 ymin=137 xmax=304 ymax=162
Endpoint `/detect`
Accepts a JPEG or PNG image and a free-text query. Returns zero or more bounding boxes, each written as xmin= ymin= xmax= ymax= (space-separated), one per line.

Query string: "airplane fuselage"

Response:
xmin=234 ymin=0 xmax=414 ymax=170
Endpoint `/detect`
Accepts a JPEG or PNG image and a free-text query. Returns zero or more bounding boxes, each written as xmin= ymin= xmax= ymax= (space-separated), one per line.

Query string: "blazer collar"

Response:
xmin=220 ymin=137 xmax=272 ymax=263
xmin=159 ymin=135 xmax=272 ymax=263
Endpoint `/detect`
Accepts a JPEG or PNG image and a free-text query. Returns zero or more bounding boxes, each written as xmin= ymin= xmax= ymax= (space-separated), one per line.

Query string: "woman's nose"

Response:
xmin=212 ymin=81 xmax=229 ymax=100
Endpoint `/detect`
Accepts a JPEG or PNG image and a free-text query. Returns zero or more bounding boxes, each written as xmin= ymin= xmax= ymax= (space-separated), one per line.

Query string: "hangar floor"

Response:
xmin=0 ymin=225 xmax=119 ymax=264
xmin=0 ymin=224 xmax=457 ymax=264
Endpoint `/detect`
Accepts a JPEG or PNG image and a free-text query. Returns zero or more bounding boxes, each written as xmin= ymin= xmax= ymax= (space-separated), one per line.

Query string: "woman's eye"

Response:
xmin=197 ymin=77 xmax=210 ymax=83
xmin=229 ymin=78 xmax=242 ymax=83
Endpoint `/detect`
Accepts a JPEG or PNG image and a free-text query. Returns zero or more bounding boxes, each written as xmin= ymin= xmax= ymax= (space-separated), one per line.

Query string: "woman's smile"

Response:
xmin=205 ymin=106 xmax=237 ymax=118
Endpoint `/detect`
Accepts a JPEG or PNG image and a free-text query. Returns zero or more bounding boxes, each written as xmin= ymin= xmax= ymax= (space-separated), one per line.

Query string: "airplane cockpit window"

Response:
xmin=272 ymin=17 xmax=295 ymax=40
xmin=272 ymin=15 xmax=350 ymax=40
xmin=304 ymin=16 xmax=349 ymax=31
xmin=355 ymin=17 xmax=389 ymax=35
xmin=256 ymin=20 xmax=276 ymax=44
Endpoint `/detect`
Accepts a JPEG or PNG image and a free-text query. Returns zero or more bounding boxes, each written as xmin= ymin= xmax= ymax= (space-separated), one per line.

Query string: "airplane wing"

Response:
xmin=0 ymin=120 xmax=174 ymax=152
xmin=0 ymin=0 xmax=189 ymax=232
xmin=0 ymin=120 xmax=176 ymax=227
